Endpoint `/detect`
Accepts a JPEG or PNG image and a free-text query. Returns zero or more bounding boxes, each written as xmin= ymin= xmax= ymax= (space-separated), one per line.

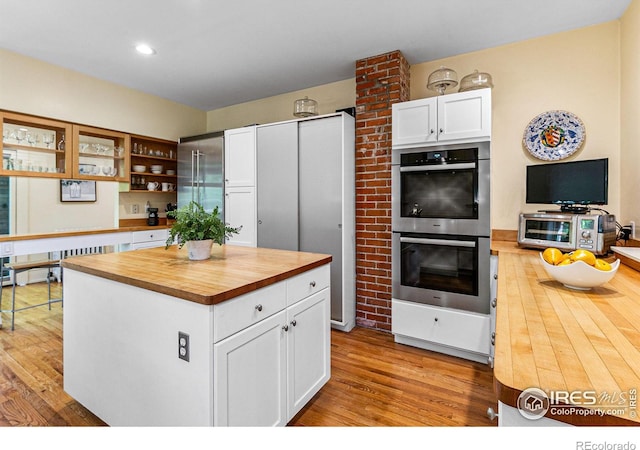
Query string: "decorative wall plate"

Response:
xmin=523 ymin=110 xmax=585 ymax=160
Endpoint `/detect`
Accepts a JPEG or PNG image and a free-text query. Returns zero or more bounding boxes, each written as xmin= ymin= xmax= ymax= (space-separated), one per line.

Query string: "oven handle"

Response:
xmin=400 ymin=236 xmax=476 ymax=248
xmin=399 ymin=162 xmax=476 ymax=172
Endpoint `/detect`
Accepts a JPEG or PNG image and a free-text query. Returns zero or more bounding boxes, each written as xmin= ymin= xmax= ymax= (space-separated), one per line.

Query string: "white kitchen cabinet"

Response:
xmin=489 ymin=254 xmax=498 ymax=367
xmin=213 ymin=310 xmax=288 ymax=426
xmin=224 ymin=126 xmax=256 ymax=188
xmin=391 ymin=298 xmax=490 ymax=364
xmin=224 ymin=125 xmax=256 ymax=247
xmin=213 ymin=265 xmax=331 ymax=426
xmin=392 ymin=88 xmax=491 ymax=148
xmin=287 ymin=288 xmax=331 ymax=420
xmin=224 ymin=186 xmax=256 ymax=247
xmin=129 ymin=228 xmax=169 ymax=250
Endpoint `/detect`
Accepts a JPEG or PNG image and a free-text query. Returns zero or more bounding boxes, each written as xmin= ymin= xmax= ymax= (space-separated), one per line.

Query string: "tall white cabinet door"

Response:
xmin=256 ymin=122 xmax=299 ymax=251
xmin=391 ymin=97 xmax=438 ymax=147
xmin=298 ymin=116 xmax=344 ymax=322
xmin=437 ymin=89 xmax=491 ymax=142
xmin=225 ymin=186 xmax=256 ymax=247
xmin=224 ymin=126 xmax=256 ymax=187
xmin=286 ymin=289 xmax=331 ymax=421
xmin=213 ymin=310 xmax=287 ymax=426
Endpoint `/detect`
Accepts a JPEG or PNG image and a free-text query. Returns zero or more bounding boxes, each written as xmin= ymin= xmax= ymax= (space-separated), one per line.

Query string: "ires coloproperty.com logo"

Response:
xmin=517 ymin=387 xmax=638 ymax=420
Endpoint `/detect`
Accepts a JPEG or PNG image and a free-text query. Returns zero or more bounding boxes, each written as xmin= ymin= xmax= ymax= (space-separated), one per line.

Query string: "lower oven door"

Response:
xmin=392 ymin=233 xmax=490 ymax=314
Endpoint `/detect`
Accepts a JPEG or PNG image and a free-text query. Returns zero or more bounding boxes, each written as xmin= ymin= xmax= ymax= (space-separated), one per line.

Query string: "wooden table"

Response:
xmin=492 ymin=241 xmax=640 ymax=426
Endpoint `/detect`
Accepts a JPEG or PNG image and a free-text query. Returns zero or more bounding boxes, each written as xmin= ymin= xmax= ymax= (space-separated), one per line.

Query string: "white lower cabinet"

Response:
xmin=213 ymin=268 xmax=330 ymax=426
xmin=392 ymin=299 xmax=490 ymax=363
xmin=224 ymin=186 xmax=256 ymax=247
xmin=213 ymin=310 xmax=288 ymax=426
xmin=129 ymin=228 xmax=169 ymax=250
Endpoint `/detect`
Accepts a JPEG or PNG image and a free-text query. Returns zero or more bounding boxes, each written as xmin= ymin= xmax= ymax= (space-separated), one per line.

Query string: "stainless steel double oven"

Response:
xmin=391 ymin=142 xmax=491 ymax=315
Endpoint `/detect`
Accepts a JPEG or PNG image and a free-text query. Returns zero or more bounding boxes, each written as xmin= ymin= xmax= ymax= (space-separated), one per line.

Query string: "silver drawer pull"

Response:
xmin=491 ymin=298 xmax=497 ymax=308
xmin=309 ymin=281 xmax=316 ymax=288
xmin=255 ymin=304 xmax=263 ymax=312
xmin=290 ymin=319 xmax=297 ymax=327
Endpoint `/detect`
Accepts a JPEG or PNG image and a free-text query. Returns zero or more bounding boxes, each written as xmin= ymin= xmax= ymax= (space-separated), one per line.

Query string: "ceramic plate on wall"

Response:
xmin=523 ymin=110 xmax=585 ymax=160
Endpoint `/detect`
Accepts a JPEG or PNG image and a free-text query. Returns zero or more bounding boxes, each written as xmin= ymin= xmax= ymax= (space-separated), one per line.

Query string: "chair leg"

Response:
xmin=11 ymin=269 xmax=16 ymax=331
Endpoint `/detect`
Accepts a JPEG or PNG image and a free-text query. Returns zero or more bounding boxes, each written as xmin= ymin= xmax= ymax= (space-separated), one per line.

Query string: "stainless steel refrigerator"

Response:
xmin=177 ymin=131 xmax=224 ymax=216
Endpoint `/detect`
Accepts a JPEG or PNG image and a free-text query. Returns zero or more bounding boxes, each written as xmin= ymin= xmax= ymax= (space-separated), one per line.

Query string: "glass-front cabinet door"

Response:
xmin=72 ymin=124 xmax=130 ymax=182
xmin=1 ymin=111 xmax=73 ymax=178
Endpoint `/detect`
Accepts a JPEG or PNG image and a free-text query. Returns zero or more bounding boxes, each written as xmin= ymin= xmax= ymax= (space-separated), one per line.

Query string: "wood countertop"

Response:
xmin=492 ymin=241 xmax=640 ymax=426
xmin=0 ymin=225 xmax=169 ymax=242
xmin=61 ymin=244 xmax=332 ymax=306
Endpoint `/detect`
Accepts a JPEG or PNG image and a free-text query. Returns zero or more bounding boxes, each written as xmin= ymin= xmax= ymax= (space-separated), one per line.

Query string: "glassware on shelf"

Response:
xmin=43 ymin=133 xmax=54 ymax=149
xmin=57 ymin=133 xmax=65 ymax=151
xmin=15 ymin=128 xmax=26 ymax=144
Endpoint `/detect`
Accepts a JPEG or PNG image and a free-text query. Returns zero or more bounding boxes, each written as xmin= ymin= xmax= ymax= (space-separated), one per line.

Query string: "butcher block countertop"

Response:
xmin=61 ymin=244 xmax=332 ymax=306
xmin=492 ymin=241 xmax=640 ymax=426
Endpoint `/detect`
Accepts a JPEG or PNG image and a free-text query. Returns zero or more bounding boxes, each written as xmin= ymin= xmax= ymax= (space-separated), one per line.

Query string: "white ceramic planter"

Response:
xmin=187 ymin=239 xmax=213 ymax=260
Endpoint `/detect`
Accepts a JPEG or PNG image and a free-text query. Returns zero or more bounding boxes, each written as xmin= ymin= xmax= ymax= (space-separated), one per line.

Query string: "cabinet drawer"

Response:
xmin=286 ymin=265 xmax=330 ymax=306
xmin=392 ymin=299 xmax=490 ymax=355
xmin=131 ymin=229 xmax=168 ymax=244
xmin=213 ymin=281 xmax=286 ymax=343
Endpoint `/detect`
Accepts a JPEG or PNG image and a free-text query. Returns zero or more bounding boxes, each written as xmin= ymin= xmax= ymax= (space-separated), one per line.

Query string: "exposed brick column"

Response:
xmin=354 ymin=51 xmax=410 ymax=332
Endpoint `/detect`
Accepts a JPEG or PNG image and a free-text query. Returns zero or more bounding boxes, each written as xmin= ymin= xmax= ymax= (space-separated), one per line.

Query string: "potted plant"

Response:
xmin=165 ymin=201 xmax=241 ymax=260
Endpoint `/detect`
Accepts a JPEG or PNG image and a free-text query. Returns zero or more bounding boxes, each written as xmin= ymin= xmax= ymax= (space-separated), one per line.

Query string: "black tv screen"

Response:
xmin=526 ymin=158 xmax=608 ymax=207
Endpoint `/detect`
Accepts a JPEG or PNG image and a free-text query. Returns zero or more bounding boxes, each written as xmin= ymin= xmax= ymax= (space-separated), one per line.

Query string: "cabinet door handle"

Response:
xmin=282 ymin=324 xmax=289 ymax=332
xmin=290 ymin=319 xmax=297 ymax=327
xmin=255 ymin=304 xmax=263 ymax=312
xmin=309 ymin=281 xmax=316 ymax=288
xmin=491 ymin=298 xmax=497 ymax=308
xmin=430 ymin=129 xmax=434 ymax=134
xmin=439 ymin=128 xmax=443 ymax=133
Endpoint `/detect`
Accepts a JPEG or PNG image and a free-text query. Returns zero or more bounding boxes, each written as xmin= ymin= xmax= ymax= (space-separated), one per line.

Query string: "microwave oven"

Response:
xmin=517 ymin=212 xmax=616 ymax=255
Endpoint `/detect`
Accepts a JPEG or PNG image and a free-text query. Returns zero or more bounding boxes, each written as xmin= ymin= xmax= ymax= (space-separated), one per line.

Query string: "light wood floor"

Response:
xmin=0 ymin=282 xmax=497 ymax=426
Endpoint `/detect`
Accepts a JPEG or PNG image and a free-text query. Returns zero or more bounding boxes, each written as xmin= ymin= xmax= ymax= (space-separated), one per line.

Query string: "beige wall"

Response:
xmin=411 ymin=22 xmax=621 ymax=231
xmin=206 ymin=79 xmax=356 ymax=131
xmin=206 ymin=22 xmax=625 ymax=232
xmin=0 ymin=48 xmax=207 ymax=233
xmin=621 ymin=0 xmax=640 ymax=231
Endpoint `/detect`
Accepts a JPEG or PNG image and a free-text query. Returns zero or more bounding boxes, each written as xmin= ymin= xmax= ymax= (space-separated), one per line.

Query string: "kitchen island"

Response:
xmin=492 ymin=241 xmax=640 ymax=426
xmin=61 ymin=244 xmax=332 ymax=426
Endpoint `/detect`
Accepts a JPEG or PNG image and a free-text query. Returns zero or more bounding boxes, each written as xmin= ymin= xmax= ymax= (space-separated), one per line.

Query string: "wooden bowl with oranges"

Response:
xmin=539 ymin=247 xmax=619 ymax=290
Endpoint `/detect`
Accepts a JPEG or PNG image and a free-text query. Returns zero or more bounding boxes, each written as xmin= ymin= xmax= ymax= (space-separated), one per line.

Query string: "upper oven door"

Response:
xmin=392 ymin=145 xmax=490 ymax=236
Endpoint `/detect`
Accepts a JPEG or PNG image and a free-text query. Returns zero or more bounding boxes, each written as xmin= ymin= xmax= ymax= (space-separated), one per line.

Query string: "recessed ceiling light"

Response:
xmin=135 ymin=43 xmax=156 ymax=55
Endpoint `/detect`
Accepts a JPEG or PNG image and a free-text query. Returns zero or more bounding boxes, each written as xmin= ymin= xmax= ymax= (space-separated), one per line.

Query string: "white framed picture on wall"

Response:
xmin=60 ymin=180 xmax=97 ymax=202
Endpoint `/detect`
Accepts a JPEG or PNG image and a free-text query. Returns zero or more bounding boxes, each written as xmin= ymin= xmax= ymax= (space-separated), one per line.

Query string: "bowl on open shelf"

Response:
xmin=539 ymin=253 xmax=620 ymax=290
xmin=150 ymin=164 xmax=163 ymax=173
xmin=133 ymin=165 xmax=146 ymax=173
xmin=166 ymin=170 xmax=175 ymax=176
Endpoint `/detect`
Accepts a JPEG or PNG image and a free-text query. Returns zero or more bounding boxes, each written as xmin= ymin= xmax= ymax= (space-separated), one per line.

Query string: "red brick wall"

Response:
xmin=354 ymin=51 xmax=410 ymax=332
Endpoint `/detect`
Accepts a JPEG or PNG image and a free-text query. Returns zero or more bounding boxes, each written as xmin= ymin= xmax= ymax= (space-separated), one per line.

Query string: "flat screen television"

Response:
xmin=526 ymin=158 xmax=608 ymax=213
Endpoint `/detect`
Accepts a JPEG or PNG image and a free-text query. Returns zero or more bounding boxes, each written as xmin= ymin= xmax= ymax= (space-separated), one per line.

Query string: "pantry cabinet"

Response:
xmin=392 ymin=88 xmax=491 ymax=148
xmin=213 ymin=265 xmax=330 ymax=426
xmin=256 ymin=113 xmax=355 ymax=332
xmin=224 ymin=126 xmax=256 ymax=247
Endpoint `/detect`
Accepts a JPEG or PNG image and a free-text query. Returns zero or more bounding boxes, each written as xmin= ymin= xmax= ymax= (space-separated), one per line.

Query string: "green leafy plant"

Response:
xmin=165 ymin=201 xmax=241 ymax=249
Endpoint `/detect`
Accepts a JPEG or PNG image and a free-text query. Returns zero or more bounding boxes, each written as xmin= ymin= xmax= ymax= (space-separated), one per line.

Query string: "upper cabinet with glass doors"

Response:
xmin=72 ymin=124 xmax=130 ymax=182
xmin=1 ymin=111 xmax=73 ymax=178
xmin=1 ymin=111 xmax=130 ymax=182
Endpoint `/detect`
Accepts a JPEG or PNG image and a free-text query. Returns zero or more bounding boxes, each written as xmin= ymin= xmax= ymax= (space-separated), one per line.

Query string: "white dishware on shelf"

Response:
xmin=147 ymin=181 xmax=159 ymax=191
xmin=132 ymin=165 xmax=146 ymax=173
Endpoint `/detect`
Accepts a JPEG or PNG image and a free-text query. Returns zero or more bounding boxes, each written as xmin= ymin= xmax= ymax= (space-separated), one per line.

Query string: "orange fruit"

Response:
xmin=542 ymin=247 xmax=564 ymax=265
xmin=570 ymin=249 xmax=596 ymax=266
xmin=594 ymin=259 xmax=612 ymax=271
xmin=557 ymin=258 xmax=573 ymax=266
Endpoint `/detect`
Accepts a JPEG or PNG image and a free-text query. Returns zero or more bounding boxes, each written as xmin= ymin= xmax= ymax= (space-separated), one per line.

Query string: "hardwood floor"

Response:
xmin=0 ymin=282 xmax=497 ymax=427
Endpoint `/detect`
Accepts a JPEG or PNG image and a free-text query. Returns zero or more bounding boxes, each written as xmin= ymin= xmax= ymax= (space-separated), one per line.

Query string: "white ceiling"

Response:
xmin=0 ymin=0 xmax=632 ymax=111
